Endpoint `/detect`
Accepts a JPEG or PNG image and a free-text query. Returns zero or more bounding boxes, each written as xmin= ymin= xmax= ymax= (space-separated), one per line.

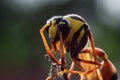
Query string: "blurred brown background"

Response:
xmin=0 ymin=0 xmax=120 ymax=80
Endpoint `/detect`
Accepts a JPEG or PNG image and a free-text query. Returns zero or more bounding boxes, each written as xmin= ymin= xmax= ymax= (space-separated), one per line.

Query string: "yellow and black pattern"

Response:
xmin=40 ymin=14 xmax=118 ymax=80
xmin=46 ymin=14 xmax=90 ymax=58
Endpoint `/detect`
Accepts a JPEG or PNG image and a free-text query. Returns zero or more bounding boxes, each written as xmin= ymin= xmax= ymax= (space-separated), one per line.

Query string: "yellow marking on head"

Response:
xmin=64 ymin=17 xmax=84 ymax=33
xmin=77 ymin=29 xmax=85 ymax=44
xmin=58 ymin=21 xmax=66 ymax=25
xmin=49 ymin=20 xmax=57 ymax=41
xmin=52 ymin=20 xmax=56 ymax=25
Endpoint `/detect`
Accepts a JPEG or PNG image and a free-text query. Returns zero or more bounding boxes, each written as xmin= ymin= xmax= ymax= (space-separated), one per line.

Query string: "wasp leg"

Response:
xmin=67 ymin=62 xmax=86 ymax=80
xmin=63 ymin=56 xmax=101 ymax=80
xmin=88 ymin=29 xmax=103 ymax=80
xmin=82 ymin=47 xmax=109 ymax=61
xmin=46 ymin=68 xmax=83 ymax=80
xmin=59 ymin=32 xmax=66 ymax=67
xmin=81 ymin=47 xmax=118 ymax=80
xmin=71 ymin=54 xmax=101 ymax=70
xmin=70 ymin=53 xmax=101 ymax=80
xmin=92 ymin=48 xmax=118 ymax=80
xmin=79 ymin=48 xmax=102 ymax=79
xmin=50 ymin=42 xmax=59 ymax=55
xmin=52 ymin=58 xmax=101 ymax=80
xmin=68 ymin=62 xmax=75 ymax=79
xmin=84 ymin=47 xmax=118 ymax=80
xmin=59 ymin=32 xmax=69 ymax=80
xmin=87 ymin=30 xmax=96 ymax=61
xmin=40 ymin=24 xmax=60 ymax=64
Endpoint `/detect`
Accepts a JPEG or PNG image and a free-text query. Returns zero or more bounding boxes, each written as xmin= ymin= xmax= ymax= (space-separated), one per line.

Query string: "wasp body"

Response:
xmin=40 ymin=14 xmax=103 ymax=80
xmin=44 ymin=14 xmax=99 ymax=68
xmin=47 ymin=14 xmax=88 ymax=58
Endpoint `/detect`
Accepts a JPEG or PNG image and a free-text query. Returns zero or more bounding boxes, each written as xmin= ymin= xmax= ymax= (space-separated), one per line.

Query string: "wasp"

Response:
xmin=40 ymin=14 xmax=103 ymax=80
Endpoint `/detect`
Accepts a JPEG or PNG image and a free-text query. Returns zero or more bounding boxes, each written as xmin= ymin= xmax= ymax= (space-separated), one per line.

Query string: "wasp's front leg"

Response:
xmin=40 ymin=24 xmax=61 ymax=65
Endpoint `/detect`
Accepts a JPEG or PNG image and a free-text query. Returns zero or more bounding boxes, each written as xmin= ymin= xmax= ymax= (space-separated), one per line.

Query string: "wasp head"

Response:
xmin=46 ymin=16 xmax=71 ymax=42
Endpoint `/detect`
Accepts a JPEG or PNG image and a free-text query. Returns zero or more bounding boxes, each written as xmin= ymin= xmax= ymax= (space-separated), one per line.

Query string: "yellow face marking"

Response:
xmin=58 ymin=21 xmax=66 ymax=25
xmin=49 ymin=20 xmax=57 ymax=41
xmin=64 ymin=17 xmax=84 ymax=33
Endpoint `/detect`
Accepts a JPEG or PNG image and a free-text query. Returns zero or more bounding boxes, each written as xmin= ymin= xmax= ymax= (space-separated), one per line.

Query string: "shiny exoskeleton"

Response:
xmin=40 ymin=14 xmax=101 ymax=80
xmin=45 ymin=14 xmax=94 ymax=66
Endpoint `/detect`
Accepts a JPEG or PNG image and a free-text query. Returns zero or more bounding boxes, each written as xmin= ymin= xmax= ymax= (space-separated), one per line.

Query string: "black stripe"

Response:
xmin=52 ymin=25 xmax=71 ymax=43
xmin=68 ymin=15 xmax=85 ymax=22
xmin=70 ymin=24 xmax=88 ymax=56
xmin=111 ymin=72 xmax=118 ymax=80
